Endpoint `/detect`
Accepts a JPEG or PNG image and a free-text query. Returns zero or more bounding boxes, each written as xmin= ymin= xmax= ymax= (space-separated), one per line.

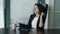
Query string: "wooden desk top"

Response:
xmin=0 ymin=28 xmax=60 ymax=34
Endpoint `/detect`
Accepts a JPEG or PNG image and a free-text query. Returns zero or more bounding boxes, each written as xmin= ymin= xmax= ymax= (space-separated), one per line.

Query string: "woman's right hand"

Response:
xmin=40 ymin=12 xmax=44 ymax=16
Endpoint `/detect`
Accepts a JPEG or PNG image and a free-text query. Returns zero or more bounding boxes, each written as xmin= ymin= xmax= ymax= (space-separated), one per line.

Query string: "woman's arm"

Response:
xmin=39 ymin=13 xmax=44 ymax=27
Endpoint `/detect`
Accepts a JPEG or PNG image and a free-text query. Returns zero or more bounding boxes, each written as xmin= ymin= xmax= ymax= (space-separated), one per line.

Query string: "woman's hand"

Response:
xmin=40 ymin=12 xmax=44 ymax=16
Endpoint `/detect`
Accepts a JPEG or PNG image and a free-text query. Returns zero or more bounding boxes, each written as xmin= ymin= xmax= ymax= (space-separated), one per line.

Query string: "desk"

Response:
xmin=0 ymin=28 xmax=60 ymax=34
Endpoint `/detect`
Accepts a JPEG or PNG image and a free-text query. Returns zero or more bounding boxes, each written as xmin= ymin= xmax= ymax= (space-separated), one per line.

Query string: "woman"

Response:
xmin=28 ymin=3 xmax=46 ymax=30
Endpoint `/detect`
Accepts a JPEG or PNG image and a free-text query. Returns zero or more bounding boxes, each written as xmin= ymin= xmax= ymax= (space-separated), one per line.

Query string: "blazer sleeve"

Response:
xmin=28 ymin=15 xmax=32 ymax=28
xmin=42 ymin=15 xmax=46 ymax=24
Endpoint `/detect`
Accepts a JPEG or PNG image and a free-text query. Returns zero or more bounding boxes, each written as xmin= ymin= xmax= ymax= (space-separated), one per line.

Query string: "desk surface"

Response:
xmin=0 ymin=28 xmax=60 ymax=34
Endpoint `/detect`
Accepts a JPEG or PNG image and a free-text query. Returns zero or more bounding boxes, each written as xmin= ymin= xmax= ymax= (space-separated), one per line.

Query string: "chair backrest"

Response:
xmin=27 ymin=3 xmax=48 ymax=29
xmin=40 ymin=3 xmax=48 ymax=15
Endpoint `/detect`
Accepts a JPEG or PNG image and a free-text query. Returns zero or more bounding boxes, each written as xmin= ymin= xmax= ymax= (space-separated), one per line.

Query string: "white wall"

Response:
xmin=10 ymin=0 xmax=38 ymax=24
xmin=45 ymin=0 xmax=54 ymax=29
xmin=0 ymin=0 xmax=4 ymax=28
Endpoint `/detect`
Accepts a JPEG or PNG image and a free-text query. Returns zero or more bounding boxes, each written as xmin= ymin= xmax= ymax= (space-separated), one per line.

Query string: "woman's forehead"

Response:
xmin=34 ymin=5 xmax=38 ymax=8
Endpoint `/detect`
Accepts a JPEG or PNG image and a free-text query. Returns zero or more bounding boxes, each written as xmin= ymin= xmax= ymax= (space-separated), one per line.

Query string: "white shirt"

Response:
xmin=31 ymin=17 xmax=39 ymax=28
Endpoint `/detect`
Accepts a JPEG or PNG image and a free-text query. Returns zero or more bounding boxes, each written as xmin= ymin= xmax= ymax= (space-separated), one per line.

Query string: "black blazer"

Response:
xmin=28 ymin=14 xmax=46 ymax=30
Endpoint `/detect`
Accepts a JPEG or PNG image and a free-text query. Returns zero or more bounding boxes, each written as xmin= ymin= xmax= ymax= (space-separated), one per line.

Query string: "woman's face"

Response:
xmin=34 ymin=5 xmax=40 ymax=14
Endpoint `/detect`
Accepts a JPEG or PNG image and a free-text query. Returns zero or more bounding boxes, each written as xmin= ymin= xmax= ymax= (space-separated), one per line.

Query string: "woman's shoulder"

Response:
xmin=30 ymin=14 xmax=35 ymax=16
xmin=29 ymin=14 xmax=35 ymax=18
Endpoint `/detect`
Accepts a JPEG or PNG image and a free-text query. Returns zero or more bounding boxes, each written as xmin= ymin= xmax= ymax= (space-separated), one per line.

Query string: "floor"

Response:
xmin=0 ymin=28 xmax=60 ymax=34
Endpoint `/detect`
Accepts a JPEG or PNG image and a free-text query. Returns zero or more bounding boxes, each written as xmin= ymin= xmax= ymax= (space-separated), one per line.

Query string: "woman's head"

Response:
xmin=34 ymin=3 xmax=44 ymax=15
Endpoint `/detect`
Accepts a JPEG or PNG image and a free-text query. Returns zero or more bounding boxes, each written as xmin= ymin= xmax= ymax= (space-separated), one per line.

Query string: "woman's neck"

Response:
xmin=36 ymin=13 xmax=39 ymax=17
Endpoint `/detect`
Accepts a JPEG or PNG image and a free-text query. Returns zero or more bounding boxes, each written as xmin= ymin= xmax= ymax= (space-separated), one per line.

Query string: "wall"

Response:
xmin=53 ymin=0 xmax=60 ymax=29
xmin=38 ymin=0 xmax=45 ymax=3
xmin=0 ymin=0 xmax=4 ymax=28
xmin=5 ymin=0 xmax=10 ymax=28
xmin=10 ymin=0 xmax=38 ymax=24
xmin=45 ymin=0 xmax=54 ymax=29
xmin=45 ymin=0 xmax=60 ymax=29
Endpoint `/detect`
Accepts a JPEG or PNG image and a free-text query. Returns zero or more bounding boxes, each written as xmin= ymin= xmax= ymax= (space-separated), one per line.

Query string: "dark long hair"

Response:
xmin=34 ymin=3 xmax=45 ymax=15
